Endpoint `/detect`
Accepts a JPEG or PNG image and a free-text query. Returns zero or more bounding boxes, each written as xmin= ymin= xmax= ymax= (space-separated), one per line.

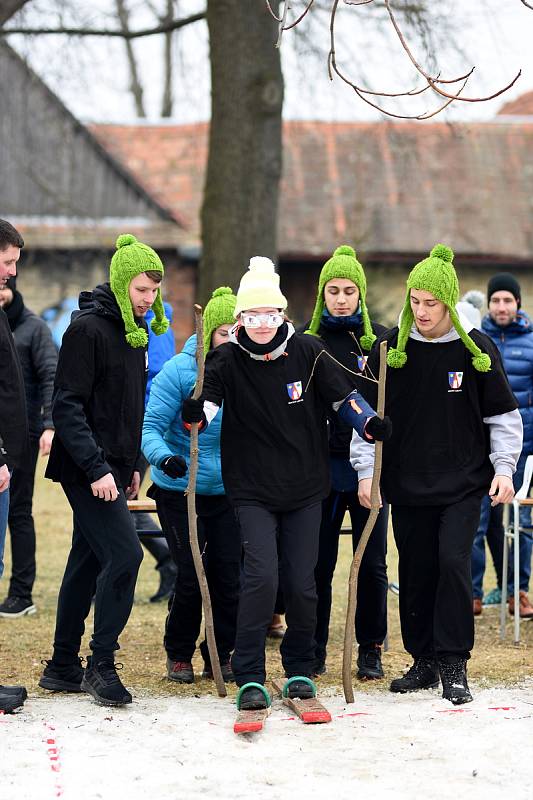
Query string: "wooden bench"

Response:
xmin=127 ymin=498 xmax=159 ymax=535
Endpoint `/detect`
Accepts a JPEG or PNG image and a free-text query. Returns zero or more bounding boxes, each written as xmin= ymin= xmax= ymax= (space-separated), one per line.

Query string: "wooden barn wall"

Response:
xmin=0 ymin=44 xmax=168 ymax=222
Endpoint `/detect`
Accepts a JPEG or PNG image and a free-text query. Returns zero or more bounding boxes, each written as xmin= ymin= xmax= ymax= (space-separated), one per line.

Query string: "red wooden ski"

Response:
xmin=233 ymin=683 xmax=271 ymax=735
xmin=272 ymin=677 xmax=331 ymax=724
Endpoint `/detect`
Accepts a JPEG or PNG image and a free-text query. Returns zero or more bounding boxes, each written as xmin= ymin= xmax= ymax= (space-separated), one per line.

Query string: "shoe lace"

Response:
xmin=171 ymin=661 xmax=192 ymax=672
xmin=96 ymin=660 xmax=124 ymax=683
xmin=406 ymin=657 xmax=435 ymax=679
xmin=41 ymin=656 xmax=85 ymax=669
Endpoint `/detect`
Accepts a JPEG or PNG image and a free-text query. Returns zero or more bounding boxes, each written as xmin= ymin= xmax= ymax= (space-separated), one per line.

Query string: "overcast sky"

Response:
xmin=7 ymin=1 xmax=533 ymax=124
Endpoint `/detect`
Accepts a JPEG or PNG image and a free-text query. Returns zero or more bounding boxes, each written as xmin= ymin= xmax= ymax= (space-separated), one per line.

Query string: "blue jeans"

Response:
xmin=0 ymin=485 xmax=9 ymax=579
xmin=471 ymin=453 xmax=533 ymax=598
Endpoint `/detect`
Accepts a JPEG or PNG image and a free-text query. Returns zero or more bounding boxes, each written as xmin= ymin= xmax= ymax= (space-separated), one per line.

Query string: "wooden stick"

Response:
xmin=186 ymin=304 xmax=226 ymax=698
xmin=342 ymin=340 xmax=388 ymax=704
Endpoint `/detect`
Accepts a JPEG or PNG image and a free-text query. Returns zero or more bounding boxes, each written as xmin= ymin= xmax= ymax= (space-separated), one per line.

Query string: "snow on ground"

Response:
xmin=2 ymin=683 xmax=533 ymax=800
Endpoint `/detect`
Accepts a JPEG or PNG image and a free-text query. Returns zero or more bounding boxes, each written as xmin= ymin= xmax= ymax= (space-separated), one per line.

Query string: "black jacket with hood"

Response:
xmin=5 ymin=289 xmax=57 ymax=439
xmin=45 ymin=283 xmax=147 ymax=489
xmin=0 ymin=308 xmax=29 ymax=470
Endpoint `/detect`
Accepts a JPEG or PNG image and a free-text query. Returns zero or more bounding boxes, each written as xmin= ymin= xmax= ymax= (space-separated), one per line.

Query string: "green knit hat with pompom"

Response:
xmin=387 ymin=243 xmax=491 ymax=372
xmin=203 ymin=287 xmax=237 ymax=354
xmin=109 ymin=233 xmax=169 ymax=348
xmin=305 ymin=244 xmax=376 ymax=351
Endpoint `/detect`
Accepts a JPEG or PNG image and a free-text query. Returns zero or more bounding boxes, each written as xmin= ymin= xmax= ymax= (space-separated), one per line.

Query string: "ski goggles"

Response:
xmin=240 ymin=312 xmax=284 ymax=329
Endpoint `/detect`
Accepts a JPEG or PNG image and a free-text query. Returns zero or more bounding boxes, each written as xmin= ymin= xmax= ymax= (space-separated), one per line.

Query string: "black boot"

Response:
xmin=438 ymin=657 xmax=473 ymax=705
xmin=357 ymin=644 xmax=384 ymax=680
xmin=39 ymin=658 xmax=85 ymax=692
xmin=285 ymin=677 xmax=315 ymax=699
xmin=150 ymin=558 xmax=177 ymax=603
xmin=238 ymin=685 xmax=270 ymax=710
xmin=0 ymin=684 xmax=27 ymax=713
xmin=81 ymin=657 xmax=132 ymax=706
xmin=390 ymin=657 xmax=440 ymax=693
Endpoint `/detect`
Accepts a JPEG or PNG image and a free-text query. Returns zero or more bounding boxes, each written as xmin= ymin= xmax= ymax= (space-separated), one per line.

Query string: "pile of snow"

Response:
xmin=2 ymin=683 xmax=533 ymax=799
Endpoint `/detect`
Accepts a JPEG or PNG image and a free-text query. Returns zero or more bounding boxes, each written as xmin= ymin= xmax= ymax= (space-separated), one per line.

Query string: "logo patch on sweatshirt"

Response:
xmin=287 ymin=381 xmax=302 ymax=400
xmin=287 ymin=381 xmax=303 ymax=404
xmin=448 ymin=371 xmax=463 ymax=392
xmin=357 ymin=355 xmax=368 ymax=371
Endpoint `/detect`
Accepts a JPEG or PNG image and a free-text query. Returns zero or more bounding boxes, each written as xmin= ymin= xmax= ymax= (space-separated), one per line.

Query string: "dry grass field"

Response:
xmin=0 ymin=459 xmax=531 ymax=700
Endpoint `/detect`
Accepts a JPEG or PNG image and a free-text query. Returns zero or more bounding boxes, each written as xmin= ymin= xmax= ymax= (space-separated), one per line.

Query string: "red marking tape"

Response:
xmin=43 ymin=723 xmax=63 ymax=797
xmin=436 ymin=709 xmax=471 ymax=713
xmin=488 ymin=707 xmax=515 ymax=711
xmin=337 ymin=712 xmax=372 ymax=718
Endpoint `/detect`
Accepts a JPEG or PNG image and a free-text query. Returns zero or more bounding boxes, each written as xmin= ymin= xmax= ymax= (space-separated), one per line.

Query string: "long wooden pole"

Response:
xmin=186 ymin=304 xmax=226 ymax=698
xmin=342 ymin=340 xmax=388 ymax=703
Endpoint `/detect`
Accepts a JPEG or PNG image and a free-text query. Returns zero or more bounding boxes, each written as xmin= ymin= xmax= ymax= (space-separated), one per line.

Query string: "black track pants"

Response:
xmin=314 ymin=488 xmax=388 ymax=663
xmin=154 ymin=490 xmax=240 ymax=665
xmin=232 ymin=502 xmax=321 ymax=686
xmin=7 ymin=438 xmax=39 ymax=601
xmin=52 ymin=483 xmax=143 ymax=664
xmin=392 ymin=493 xmax=483 ymax=660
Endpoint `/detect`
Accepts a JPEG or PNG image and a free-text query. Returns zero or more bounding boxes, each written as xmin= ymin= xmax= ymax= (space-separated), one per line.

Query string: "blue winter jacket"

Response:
xmin=145 ymin=302 xmax=175 ymax=407
xmin=141 ymin=334 xmax=224 ymax=494
xmin=482 ymin=310 xmax=533 ymax=453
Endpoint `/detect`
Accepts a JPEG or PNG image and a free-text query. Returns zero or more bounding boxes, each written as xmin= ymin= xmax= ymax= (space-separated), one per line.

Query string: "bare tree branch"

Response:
xmin=270 ymin=0 xmax=522 ymax=120
xmin=161 ymin=0 xmax=175 ymax=116
xmin=383 ymin=0 xmax=521 ymax=104
xmin=115 ymin=0 xmax=146 ymax=117
xmin=1 ymin=10 xmax=206 ymax=38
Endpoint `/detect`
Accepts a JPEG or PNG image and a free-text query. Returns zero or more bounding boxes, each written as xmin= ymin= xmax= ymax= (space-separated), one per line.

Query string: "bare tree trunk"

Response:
xmin=199 ymin=0 xmax=283 ymax=301
xmin=115 ymin=0 xmax=146 ymax=118
xmin=0 ymin=0 xmax=31 ymax=26
xmin=161 ymin=0 xmax=174 ymax=117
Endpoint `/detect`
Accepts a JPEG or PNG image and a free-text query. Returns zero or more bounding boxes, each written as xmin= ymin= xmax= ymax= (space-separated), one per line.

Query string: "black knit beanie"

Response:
xmin=487 ymin=273 xmax=521 ymax=308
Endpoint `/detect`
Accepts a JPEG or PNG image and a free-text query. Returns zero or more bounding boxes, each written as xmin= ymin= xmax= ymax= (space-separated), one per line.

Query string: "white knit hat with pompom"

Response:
xmin=234 ymin=256 xmax=287 ymax=316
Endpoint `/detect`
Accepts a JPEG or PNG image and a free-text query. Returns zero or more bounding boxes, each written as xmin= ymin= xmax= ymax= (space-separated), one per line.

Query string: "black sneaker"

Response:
xmin=166 ymin=659 xmax=194 ymax=683
xmin=150 ymin=559 xmax=177 ymax=603
xmin=39 ymin=658 xmax=85 ymax=692
xmin=0 ymin=596 xmax=36 ymax=618
xmin=357 ymin=644 xmax=384 ymax=680
xmin=438 ymin=658 xmax=473 ymax=705
xmin=0 ymin=685 xmax=27 ymax=713
xmin=202 ymin=662 xmax=235 ymax=683
xmin=390 ymin=657 xmax=440 ymax=693
xmin=81 ymin=657 xmax=132 ymax=706
xmin=238 ymin=685 xmax=269 ymax=710
xmin=285 ymin=677 xmax=315 ymax=700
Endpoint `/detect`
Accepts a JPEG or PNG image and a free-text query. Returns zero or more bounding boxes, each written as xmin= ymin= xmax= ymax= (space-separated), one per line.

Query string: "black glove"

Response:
xmin=160 ymin=455 xmax=187 ymax=479
xmin=182 ymin=398 xmax=204 ymax=424
xmin=365 ymin=415 xmax=393 ymax=442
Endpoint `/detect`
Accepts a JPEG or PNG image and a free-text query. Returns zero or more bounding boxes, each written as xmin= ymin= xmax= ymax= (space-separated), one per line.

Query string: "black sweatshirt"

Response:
xmin=359 ymin=327 xmax=518 ymax=506
xmin=201 ymin=332 xmax=361 ymax=511
xmin=45 ymin=284 xmax=147 ymax=489
xmin=312 ymin=319 xmax=387 ymax=458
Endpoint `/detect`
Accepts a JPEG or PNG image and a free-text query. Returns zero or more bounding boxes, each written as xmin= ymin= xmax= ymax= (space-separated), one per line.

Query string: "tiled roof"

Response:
xmin=498 ymin=91 xmax=533 ymax=117
xmin=92 ymin=120 xmax=533 ymax=262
